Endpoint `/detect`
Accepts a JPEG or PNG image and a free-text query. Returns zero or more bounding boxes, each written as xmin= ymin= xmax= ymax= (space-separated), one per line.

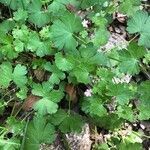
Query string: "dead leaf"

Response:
xmin=22 ymin=95 xmax=40 ymax=111
xmin=34 ymin=69 xmax=45 ymax=81
xmin=65 ymin=84 xmax=77 ymax=103
xmin=66 ymin=4 xmax=76 ymax=13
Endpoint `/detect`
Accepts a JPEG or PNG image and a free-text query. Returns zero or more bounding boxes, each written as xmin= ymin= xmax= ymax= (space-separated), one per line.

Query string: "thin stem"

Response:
xmin=1 ymin=86 xmax=16 ymax=100
xmin=0 ymin=97 xmax=15 ymax=108
xmin=20 ymin=118 xmax=30 ymax=150
xmin=139 ymin=63 xmax=150 ymax=80
xmin=10 ymin=101 xmax=17 ymax=116
xmin=0 ymin=139 xmax=20 ymax=146
xmin=108 ymin=56 xmax=121 ymax=62
xmin=21 ymin=111 xmax=33 ymax=122
xmin=133 ymin=131 xmax=150 ymax=139
xmin=21 ymin=0 xmax=25 ymax=10
xmin=68 ymin=98 xmax=71 ymax=115
xmin=8 ymin=0 xmax=13 ymax=18
xmin=13 ymin=104 xmax=24 ymax=118
xmin=73 ymin=34 xmax=87 ymax=45
xmin=129 ymin=34 xmax=139 ymax=43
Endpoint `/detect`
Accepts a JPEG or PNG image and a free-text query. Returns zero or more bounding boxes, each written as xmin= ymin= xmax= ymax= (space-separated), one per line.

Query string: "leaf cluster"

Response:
xmin=0 ymin=0 xmax=149 ymax=149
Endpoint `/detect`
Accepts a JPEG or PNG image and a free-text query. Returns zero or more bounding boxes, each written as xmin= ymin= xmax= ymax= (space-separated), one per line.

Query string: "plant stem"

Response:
xmin=108 ymin=56 xmax=121 ymax=62
xmin=139 ymin=63 xmax=150 ymax=80
xmin=20 ymin=118 xmax=30 ymax=150
xmin=129 ymin=34 xmax=139 ymax=43
xmin=8 ymin=0 xmax=13 ymax=18
xmin=73 ymin=34 xmax=87 ymax=45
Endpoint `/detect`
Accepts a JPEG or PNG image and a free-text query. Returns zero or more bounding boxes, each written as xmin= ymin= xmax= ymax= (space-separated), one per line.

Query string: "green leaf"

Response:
xmin=107 ymin=83 xmax=134 ymax=105
xmin=32 ymin=82 xmax=64 ymax=115
xmin=0 ymin=0 xmax=29 ymax=10
xmin=79 ymin=44 xmax=108 ymax=66
xmin=27 ymin=32 xmax=52 ymax=57
xmin=28 ymin=0 xmax=51 ymax=27
xmin=0 ymin=19 xmax=15 ymax=33
xmin=71 ymin=66 xmax=90 ymax=84
xmin=1 ymin=44 xmax=18 ymax=59
xmin=48 ymin=109 xmax=67 ymax=126
xmin=127 ymin=42 xmax=146 ymax=59
xmin=32 ymin=82 xmax=53 ymax=97
xmin=48 ymin=0 xmax=79 ymax=14
xmin=119 ymin=58 xmax=139 ymax=75
xmin=80 ymin=0 xmax=106 ymax=9
xmin=0 ymin=33 xmax=18 ymax=59
xmin=49 ymin=110 xmax=84 ymax=133
xmin=118 ymin=142 xmax=142 ymax=150
xmin=24 ymin=116 xmax=55 ymax=150
xmin=92 ymin=28 xmax=110 ymax=46
xmin=12 ymin=64 xmax=27 ymax=88
xmin=91 ymin=114 xmax=123 ymax=130
xmin=127 ymin=11 xmax=148 ymax=34
xmin=137 ymin=81 xmax=150 ymax=120
xmin=117 ymin=105 xmax=134 ymax=122
xmin=127 ymin=11 xmax=150 ymax=48
xmin=13 ymin=8 xmax=28 ymax=23
xmin=6 ymin=117 xmax=25 ymax=135
xmin=44 ymin=62 xmax=66 ymax=85
xmin=16 ymin=86 xmax=28 ymax=100
xmin=82 ymin=96 xmax=107 ymax=117
xmin=12 ymin=25 xmax=29 ymax=43
xmin=0 ymin=138 xmax=20 ymax=150
xmin=33 ymin=98 xmax=58 ymax=115
xmin=59 ymin=114 xmax=84 ymax=133
xmin=48 ymin=90 xmax=64 ymax=103
xmin=95 ymin=143 xmax=109 ymax=150
xmin=79 ymin=43 xmax=97 ymax=58
xmin=0 ymin=62 xmax=12 ymax=88
xmin=51 ymin=12 xmax=83 ymax=50
xmin=55 ymin=52 xmax=74 ymax=71
xmin=138 ymin=32 xmax=150 ymax=48
xmin=119 ymin=0 xmax=141 ymax=16
xmin=137 ymin=104 xmax=150 ymax=120
xmin=32 ymin=82 xmax=64 ymax=102
xmin=13 ymin=39 xmax=24 ymax=52
xmin=0 ymin=63 xmax=27 ymax=88
xmin=48 ymin=0 xmax=67 ymax=14
xmin=96 ymin=67 xmax=114 ymax=81
xmin=118 ymin=43 xmax=146 ymax=75
xmin=138 ymin=81 xmax=150 ymax=103
xmin=89 ymin=52 xmax=108 ymax=66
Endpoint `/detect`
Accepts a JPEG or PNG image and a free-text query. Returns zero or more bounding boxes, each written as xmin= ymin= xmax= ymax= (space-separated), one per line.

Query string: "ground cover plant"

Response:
xmin=0 ymin=0 xmax=150 ymax=149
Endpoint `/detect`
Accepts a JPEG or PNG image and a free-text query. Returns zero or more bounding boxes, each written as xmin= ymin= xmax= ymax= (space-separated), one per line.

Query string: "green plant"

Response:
xmin=0 ymin=0 xmax=149 ymax=149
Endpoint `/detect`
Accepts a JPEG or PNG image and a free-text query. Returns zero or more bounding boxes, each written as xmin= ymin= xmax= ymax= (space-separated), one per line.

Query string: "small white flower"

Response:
xmin=84 ymin=89 xmax=92 ymax=97
xmin=82 ymin=19 xmax=89 ymax=28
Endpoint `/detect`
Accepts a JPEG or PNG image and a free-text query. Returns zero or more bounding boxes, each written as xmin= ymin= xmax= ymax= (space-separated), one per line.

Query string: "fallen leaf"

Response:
xmin=65 ymin=84 xmax=77 ymax=103
xmin=34 ymin=69 xmax=45 ymax=81
xmin=22 ymin=95 xmax=40 ymax=111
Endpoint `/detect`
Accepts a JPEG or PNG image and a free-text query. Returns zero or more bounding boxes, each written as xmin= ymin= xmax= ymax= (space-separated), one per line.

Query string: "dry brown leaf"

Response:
xmin=22 ymin=95 xmax=40 ymax=111
xmin=34 ymin=69 xmax=45 ymax=81
xmin=66 ymin=4 xmax=76 ymax=13
xmin=65 ymin=84 xmax=77 ymax=103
